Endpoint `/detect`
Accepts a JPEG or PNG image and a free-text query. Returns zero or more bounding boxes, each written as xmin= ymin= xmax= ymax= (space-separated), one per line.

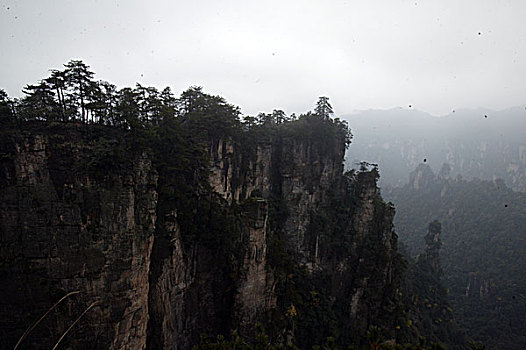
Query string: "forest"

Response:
xmin=0 ymin=60 xmax=352 ymax=137
xmin=385 ymin=164 xmax=526 ymax=350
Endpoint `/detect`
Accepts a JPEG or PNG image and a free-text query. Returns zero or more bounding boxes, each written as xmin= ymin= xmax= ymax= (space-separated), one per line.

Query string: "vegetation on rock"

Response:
xmin=386 ymin=164 xmax=526 ymax=350
xmin=0 ymin=60 xmax=480 ymax=349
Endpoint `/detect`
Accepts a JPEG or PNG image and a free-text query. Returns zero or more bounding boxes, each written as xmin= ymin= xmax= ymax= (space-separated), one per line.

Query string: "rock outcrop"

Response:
xmin=0 ymin=122 xmax=403 ymax=349
xmin=420 ymin=220 xmax=442 ymax=272
xmin=409 ymin=163 xmax=435 ymax=190
xmin=0 ymin=126 xmax=158 ymax=349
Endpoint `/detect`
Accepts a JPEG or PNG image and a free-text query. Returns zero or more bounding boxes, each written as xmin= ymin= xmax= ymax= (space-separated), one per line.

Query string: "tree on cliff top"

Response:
xmin=63 ymin=60 xmax=100 ymax=123
xmin=315 ymin=96 xmax=333 ymax=120
xmin=0 ymin=89 xmax=16 ymax=123
xmin=19 ymin=81 xmax=59 ymax=121
xmin=4 ymin=59 xmax=353 ymax=152
xmin=176 ymin=86 xmax=241 ymax=140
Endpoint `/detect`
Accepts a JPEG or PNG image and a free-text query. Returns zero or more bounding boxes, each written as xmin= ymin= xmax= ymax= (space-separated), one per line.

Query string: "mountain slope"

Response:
xmin=386 ymin=165 xmax=526 ymax=349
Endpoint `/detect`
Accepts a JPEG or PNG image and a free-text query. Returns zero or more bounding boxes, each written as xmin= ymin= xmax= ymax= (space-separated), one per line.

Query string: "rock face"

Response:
xmin=0 ymin=126 xmax=158 ymax=349
xmin=278 ymin=137 xmax=345 ymax=266
xmin=233 ymin=199 xmax=275 ymax=331
xmin=208 ymin=138 xmax=273 ymax=202
xmin=464 ymin=275 xmax=494 ymax=298
xmin=409 ymin=164 xmax=435 ymax=190
xmin=146 ymin=138 xmax=278 ymax=350
xmin=420 ymin=221 xmax=442 ymax=271
xmin=0 ymin=123 xmax=402 ymax=349
xmin=347 ymin=170 xmax=397 ymax=324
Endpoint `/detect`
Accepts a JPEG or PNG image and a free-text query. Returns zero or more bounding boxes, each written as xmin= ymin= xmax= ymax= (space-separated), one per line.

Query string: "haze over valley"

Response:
xmin=1 ymin=0 xmax=526 ymax=349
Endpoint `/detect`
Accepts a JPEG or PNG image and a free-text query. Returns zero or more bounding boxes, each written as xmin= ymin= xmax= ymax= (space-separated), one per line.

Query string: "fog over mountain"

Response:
xmin=2 ymin=0 xmax=526 ymax=116
xmin=343 ymin=106 xmax=526 ymax=191
xmin=2 ymin=0 xmax=526 ymax=348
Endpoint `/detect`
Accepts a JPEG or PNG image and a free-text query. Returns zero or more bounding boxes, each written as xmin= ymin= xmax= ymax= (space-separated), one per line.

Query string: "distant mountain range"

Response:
xmin=342 ymin=106 xmax=526 ymax=191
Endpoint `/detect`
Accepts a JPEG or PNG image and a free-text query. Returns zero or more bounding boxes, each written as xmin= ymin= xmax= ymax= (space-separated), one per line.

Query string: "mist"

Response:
xmin=2 ymin=1 xmax=526 ymax=349
xmin=2 ymin=0 xmax=526 ymax=116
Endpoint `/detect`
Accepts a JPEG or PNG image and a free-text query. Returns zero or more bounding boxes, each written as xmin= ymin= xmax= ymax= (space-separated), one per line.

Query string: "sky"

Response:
xmin=1 ymin=0 xmax=525 ymax=117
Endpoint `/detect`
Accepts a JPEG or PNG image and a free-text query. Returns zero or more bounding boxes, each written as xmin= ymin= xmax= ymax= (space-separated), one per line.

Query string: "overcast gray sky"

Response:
xmin=1 ymin=0 xmax=525 ymax=116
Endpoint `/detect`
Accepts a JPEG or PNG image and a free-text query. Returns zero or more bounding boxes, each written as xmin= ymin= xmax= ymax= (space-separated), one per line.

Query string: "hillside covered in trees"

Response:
xmin=385 ymin=164 xmax=526 ymax=350
xmin=0 ymin=60 xmax=484 ymax=349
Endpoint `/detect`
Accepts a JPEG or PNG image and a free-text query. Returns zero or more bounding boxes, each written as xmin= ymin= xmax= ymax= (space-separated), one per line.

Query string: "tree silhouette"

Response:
xmin=0 ymin=89 xmax=16 ymax=122
xmin=315 ymin=96 xmax=333 ymax=120
xmin=20 ymin=81 xmax=59 ymax=121
xmin=63 ymin=60 xmax=99 ymax=122
xmin=45 ymin=70 xmax=67 ymax=121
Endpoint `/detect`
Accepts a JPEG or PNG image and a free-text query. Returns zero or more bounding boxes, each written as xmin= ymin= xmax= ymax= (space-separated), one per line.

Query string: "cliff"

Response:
xmin=0 ymin=124 xmax=158 ymax=349
xmin=400 ymin=221 xmax=465 ymax=349
xmin=0 ymin=118 xmax=406 ymax=349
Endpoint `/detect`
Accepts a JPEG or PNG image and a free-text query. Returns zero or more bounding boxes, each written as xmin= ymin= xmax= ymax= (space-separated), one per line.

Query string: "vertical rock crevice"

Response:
xmin=0 ymin=129 xmax=158 ymax=349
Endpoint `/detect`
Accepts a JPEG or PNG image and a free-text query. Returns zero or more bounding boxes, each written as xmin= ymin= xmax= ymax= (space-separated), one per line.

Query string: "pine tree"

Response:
xmin=315 ymin=96 xmax=333 ymax=120
xmin=45 ymin=69 xmax=68 ymax=121
xmin=63 ymin=60 xmax=99 ymax=123
xmin=20 ymin=81 xmax=59 ymax=121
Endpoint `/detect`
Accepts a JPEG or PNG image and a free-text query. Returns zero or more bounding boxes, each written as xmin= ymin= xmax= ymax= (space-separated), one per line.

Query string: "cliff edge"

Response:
xmin=1 ymin=114 xmax=407 ymax=349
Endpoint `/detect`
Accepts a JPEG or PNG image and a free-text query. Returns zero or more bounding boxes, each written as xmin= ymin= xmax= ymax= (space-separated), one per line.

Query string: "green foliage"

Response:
xmin=193 ymin=324 xmax=286 ymax=350
xmin=82 ymin=137 xmax=127 ymax=178
xmin=63 ymin=59 xmax=99 ymax=122
xmin=314 ymin=96 xmax=333 ymax=120
xmin=467 ymin=341 xmax=485 ymax=350
xmin=5 ymin=59 xmax=176 ymax=127
xmin=194 ymin=325 xmax=466 ymax=350
xmin=387 ymin=169 xmax=526 ymax=349
xmin=177 ymin=86 xmax=242 ymax=140
xmin=19 ymin=81 xmax=61 ymax=121
xmin=279 ymin=112 xmax=351 ymax=158
xmin=367 ymin=326 xmax=385 ymax=349
xmin=0 ymin=89 xmax=16 ymax=125
xmin=3 ymin=61 xmax=353 ymax=163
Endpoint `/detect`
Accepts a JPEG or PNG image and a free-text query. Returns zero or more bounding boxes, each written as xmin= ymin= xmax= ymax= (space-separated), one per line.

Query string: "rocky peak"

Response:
xmin=419 ymin=220 xmax=442 ymax=271
xmin=409 ymin=163 xmax=435 ymax=190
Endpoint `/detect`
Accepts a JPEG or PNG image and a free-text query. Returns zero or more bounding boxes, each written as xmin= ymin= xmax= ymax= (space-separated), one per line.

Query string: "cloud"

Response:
xmin=1 ymin=0 xmax=525 ymax=116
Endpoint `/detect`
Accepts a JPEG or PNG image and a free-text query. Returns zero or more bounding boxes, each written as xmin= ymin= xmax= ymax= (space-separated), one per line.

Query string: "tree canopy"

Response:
xmin=1 ymin=60 xmax=352 ymax=149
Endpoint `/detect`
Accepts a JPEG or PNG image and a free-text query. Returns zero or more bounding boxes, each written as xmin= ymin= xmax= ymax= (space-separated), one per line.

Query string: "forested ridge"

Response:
xmin=386 ymin=164 xmax=526 ymax=350
xmin=0 ymin=60 xmax=353 ymax=138
xmin=0 ymin=60 xmax=492 ymax=349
